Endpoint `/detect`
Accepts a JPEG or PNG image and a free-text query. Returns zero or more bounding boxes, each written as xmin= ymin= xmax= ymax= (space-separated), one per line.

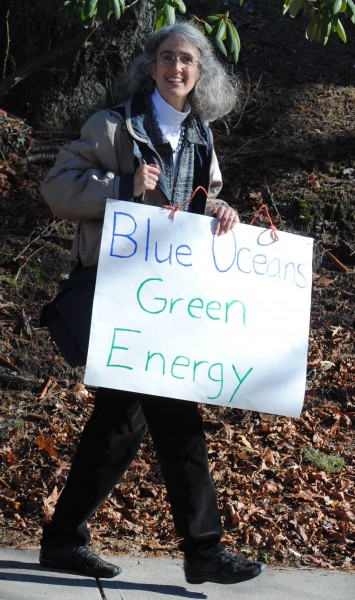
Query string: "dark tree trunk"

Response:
xmin=0 ymin=0 xmax=155 ymax=132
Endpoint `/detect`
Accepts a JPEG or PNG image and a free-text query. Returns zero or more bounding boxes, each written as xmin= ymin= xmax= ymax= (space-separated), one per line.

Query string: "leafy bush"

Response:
xmin=59 ymin=0 xmax=355 ymax=62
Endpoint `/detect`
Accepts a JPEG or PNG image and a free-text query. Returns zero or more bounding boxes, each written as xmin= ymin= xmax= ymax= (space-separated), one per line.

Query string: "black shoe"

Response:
xmin=40 ymin=544 xmax=121 ymax=578
xmin=184 ymin=549 xmax=265 ymax=585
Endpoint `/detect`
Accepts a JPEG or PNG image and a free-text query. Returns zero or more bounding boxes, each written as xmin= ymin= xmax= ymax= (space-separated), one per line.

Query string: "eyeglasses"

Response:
xmin=156 ymin=52 xmax=199 ymax=69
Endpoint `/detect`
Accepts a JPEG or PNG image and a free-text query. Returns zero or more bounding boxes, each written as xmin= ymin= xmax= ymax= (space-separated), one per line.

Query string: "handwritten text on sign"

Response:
xmin=84 ymin=201 xmax=313 ymax=417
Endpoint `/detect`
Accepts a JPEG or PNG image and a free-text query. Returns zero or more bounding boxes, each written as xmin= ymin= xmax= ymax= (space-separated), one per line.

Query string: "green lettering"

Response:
xmin=228 ymin=365 xmax=253 ymax=404
xmin=171 ymin=355 xmax=190 ymax=379
xmin=137 ymin=277 xmax=166 ymax=314
xmin=187 ymin=297 xmax=204 ymax=318
xmin=225 ymin=299 xmax=246 ymax=326
xmin=207 ymin=362 xmax=224 ymax=399
xmin=145 ymin=351 xmax=166 ymax=375
xmin=206 ymin=300 xmax=221 ymax=320
xmin=170 ymin=297 xmax=185 ymax=313
xmin=106 ymin=328 xmax=141 ymax=369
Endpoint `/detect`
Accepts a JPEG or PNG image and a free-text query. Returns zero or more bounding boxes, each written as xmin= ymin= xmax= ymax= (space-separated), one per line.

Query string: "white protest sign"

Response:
xmin=84 ymin=200 xmax=313 ymax=417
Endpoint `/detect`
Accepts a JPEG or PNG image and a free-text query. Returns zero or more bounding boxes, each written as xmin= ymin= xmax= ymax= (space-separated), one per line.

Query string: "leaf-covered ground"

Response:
xmin=0 ymin=2 xmax=354 ymax=571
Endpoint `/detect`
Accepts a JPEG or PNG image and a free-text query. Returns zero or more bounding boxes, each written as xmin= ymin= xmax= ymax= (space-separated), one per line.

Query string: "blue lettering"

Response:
xmin=212 ymin=230 xmax=236 ymax=272
xmin=110 ymin=212 xmax=137 ymax=259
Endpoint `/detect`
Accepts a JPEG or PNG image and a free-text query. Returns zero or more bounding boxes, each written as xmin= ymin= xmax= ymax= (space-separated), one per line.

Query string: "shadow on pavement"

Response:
xmin=0 ymin=559 xmax=207 ymax=599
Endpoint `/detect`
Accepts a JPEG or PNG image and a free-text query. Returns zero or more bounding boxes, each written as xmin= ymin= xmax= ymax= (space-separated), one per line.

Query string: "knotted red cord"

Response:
xmin=163 ymin=186 xmax=218 ymax=220
xmin=250 ymin=204 xmax=279 ymax=241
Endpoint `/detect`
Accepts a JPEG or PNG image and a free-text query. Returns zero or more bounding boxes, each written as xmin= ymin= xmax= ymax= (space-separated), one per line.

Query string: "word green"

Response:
xmin=136 ymin=277 xmax=246 ymax=325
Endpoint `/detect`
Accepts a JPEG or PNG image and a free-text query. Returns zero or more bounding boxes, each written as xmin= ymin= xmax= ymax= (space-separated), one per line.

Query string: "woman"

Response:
xmin=39 ymin=22 xmax=265 ymax=586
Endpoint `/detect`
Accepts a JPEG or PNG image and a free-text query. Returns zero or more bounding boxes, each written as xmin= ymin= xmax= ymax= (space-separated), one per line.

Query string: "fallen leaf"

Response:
xmin=35 ymin=434 xmax=58 ymax=458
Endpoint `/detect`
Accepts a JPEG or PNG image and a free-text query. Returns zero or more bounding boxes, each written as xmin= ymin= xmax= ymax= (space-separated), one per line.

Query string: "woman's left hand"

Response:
xmin=214 ymin=206 xmax=240 ymax=235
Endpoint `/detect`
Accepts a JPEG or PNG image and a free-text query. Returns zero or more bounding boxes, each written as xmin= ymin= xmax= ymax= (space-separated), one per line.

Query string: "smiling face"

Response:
xmin=151 ymin=34 xmax=201 ymax=112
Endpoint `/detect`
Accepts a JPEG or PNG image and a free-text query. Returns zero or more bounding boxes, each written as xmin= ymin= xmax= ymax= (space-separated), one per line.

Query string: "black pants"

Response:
xmin=41 ymin=387 xmax=224 ymax=558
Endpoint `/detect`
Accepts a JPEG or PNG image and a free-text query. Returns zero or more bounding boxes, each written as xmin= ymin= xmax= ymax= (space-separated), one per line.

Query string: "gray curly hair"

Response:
xmin=115 ymin=22 xmax=238 ymax=122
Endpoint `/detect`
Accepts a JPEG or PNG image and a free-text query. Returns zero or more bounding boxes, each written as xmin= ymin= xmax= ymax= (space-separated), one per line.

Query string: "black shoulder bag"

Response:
xmin=40 ymin=264 xmax=97 ymax=368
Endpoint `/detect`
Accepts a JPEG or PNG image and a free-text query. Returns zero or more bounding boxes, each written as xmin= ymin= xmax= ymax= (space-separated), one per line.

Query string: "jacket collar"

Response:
xmin=123 ymin=93 xmax=149 ymax=143
xmin=124 ymin=92 xmax=208 ymax=148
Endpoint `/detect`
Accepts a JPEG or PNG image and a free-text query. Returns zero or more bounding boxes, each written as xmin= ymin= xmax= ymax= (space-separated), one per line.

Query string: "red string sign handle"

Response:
xmin=163 ymin=186 xmax=218 ymax=220
xmin=250 ymin=204 xmax=279 ymax=241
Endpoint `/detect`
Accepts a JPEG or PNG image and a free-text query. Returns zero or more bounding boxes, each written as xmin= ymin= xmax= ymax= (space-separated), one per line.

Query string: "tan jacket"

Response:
xmin=40 ymin=96 xmax=226 ymax=267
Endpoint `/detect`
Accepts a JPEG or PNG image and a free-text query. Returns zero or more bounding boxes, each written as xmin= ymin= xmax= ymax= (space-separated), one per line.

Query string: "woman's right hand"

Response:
xmin=133 ymin=163 xmax=160 ymax=198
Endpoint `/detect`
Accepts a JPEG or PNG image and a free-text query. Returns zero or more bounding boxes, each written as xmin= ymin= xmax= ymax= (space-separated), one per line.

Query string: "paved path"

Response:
xmin=0 ymin=548 xmax=354 ymax=600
